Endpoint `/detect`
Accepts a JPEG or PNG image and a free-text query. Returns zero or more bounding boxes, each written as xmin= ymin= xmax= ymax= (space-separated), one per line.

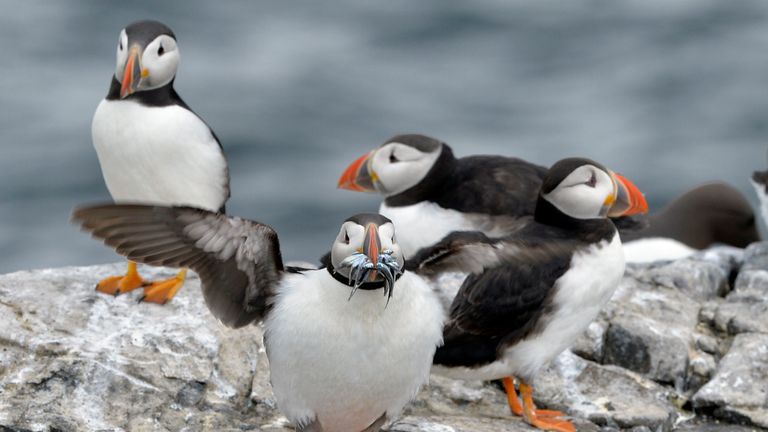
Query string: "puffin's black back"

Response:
xmin=385 ymin=145 xmax=548 ymax=218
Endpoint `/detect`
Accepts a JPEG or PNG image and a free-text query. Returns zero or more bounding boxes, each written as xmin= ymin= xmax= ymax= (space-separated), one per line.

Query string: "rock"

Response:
xmin=712 ymin=300 xmax=768 ymax=335
xmin=1 ymin=255 xmax=764 ymax=431
xmin=626 ymin=254 xmax=731 ymax=301
xmin=692 ymin=333 xmax=768 ymax=428
xmin=695 ymin=334 xmax=720 ymax=356
xmin=732 ymin=242 xmax=768 ymax=301
xmin=599 ymin=277 xmax=697 ymax=385
xmin=572 ymin=320 xmax=607 ymax=362
xmin=0 ymin=264 xmax=287 ymax=432
xmin=699 ymin=243 xmax=768 ymax=337
xmin=534 ymin=351 xmax=678 ymax=430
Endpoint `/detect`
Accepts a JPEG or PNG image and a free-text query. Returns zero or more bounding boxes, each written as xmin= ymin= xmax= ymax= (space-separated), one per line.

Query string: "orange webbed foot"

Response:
xmin=502 ymin=376 xmax=524 ymax=416
xmin=139 ymin=269 xmax=187 ymax=305
xmin=96 ymin=261 xmax=146 ymax=296
xmin=519 ymin=380 xmax=576 ymax=432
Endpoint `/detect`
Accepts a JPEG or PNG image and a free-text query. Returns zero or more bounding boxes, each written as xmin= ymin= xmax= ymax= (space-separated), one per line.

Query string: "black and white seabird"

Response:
xmin=73 ymin=206 xmax=444 ymax=432
xmin=410 ymin=158 xmax=648 ymax=432
xmin=91 ymin=20 xmax=230 ymax=304
xmin=752 ymin=155 xmax=768 ymax=230
xmin=622 ymin=182 xmax=760 ymax=263
xmin=337 ymin=134 xmax=548 ymax=259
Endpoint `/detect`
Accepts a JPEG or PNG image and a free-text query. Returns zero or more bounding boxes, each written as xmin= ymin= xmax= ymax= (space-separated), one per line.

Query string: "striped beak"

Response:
xmin=120 ymin=46 xmax=144 ymax=98
xmin=362 ymin=223 xmax=381 ymax=280
xmin=606 ymin=172 xmax=649 ymax=217
xmin=338 ymin=151 xmax=377 ymax=193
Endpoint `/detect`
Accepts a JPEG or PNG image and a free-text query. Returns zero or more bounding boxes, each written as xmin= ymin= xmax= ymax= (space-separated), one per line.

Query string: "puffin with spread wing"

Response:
xmin=73 ymin=206 xmax=444 ymax=432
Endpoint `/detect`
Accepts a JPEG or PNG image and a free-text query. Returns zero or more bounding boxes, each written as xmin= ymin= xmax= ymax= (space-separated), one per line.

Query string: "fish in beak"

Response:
xmin=338 ymin=151 xmax=377 ymax=193
xmin=605 ymin=172 xmax=649 ymax=217
xmin=120 ymin=46 xmax=145 ymax=98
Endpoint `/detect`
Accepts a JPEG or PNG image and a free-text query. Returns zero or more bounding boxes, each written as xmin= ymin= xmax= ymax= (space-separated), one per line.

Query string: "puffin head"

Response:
xmin=114 ymin=20 xmax=180 ymax=99
xmin=337 ymin=134 xmax=445 ymax=197
xmin=330 ymin=213 xmax=405 ymax=301
xmin=539 ymin=158 xmax=649 ymax=220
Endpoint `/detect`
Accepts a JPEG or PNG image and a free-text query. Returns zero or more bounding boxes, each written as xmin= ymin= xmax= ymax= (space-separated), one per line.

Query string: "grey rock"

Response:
xmin=699 ymin=300 xmax=720 ymax=327
xmin=626 ymin=256 xmax=730 ymax=301
xmin=534 ymin=351 xmax=678 ymax=431
xmin=695 ymin=334 xmax=720 ymax=356
xmin=673 ymin=421 xmax=766 ymax=432
xmin=1 ymin=256 xmax=764 ymax=432
xmin=692 ymin=333 xmax=768 ymax=429
xmin=732 ymin=242 xmax=768 ymax=301
xmin=701 ymin=244 xmax=768 ymax=337
xmin=0 ymin=264 xmax=287 ymax=432
xmin=713 ymin=300 xmax=768 ymax=335
xmin=687 ymin=351 xmax=717 ymax=392
xmin=600 ymin=277 xmax=697 ymax=385
xmin=572 ymin=320 xmax=607 ymax=362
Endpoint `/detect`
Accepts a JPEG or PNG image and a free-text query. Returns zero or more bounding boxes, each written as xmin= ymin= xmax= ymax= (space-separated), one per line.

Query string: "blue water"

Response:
xmin=1 ymin=0 xmax=767 ymax=273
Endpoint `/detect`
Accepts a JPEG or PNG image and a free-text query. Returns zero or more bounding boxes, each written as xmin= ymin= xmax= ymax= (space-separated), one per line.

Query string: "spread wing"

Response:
xmin=72 ymin=204 xmax=284 ymax=328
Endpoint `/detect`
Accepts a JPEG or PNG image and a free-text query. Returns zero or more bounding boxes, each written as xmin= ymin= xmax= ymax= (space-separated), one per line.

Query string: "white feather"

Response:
xmin=380 ymin=201 xmax=511 ymax=259
xmin=622 ymin=237 xmax=696 ymax=263
xmin=92 ymin=99 xmax=228 ymax=211
xmin=433 ymin=232 xmax=624 ymax=381
xmin=264 ymin=270 xmax=445 ymax=431
xmin=751 ymin=178 xmax=768 ymax=230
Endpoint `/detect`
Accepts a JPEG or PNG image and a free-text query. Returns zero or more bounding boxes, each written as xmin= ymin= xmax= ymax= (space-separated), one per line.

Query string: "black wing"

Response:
xmin=406 ymin=231 xmax=513 ymax=275
xmin=433 ymin=242 xmax=573 ymax=368
xmin=73 ymin=204 xmax=283 ymax=328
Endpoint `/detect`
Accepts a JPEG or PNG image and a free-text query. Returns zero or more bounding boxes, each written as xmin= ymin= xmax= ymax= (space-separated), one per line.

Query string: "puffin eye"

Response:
xmin=586 ymin=173 xmax=597 ymax=188
xmin=389 ymin=152 xmax=399 ymax=163
xmin=119 ymin=41 xmax=123 ymax=51
xmin=343 ymin=232 xmax=350 ymax=244
xmin=158 ymin=44 xmax=165 ymax=56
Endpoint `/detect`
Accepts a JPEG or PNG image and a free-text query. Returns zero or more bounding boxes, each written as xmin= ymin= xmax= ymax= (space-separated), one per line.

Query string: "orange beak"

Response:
xmin=120 ymin=47 xmax=143 ymax=99
xmin=362 ymin=223 xmax=380 ymax=281
xmin=338 ymin=151 xmax=377 ymax=193
xmin=608 ymin=173 xmax=649 ymax=217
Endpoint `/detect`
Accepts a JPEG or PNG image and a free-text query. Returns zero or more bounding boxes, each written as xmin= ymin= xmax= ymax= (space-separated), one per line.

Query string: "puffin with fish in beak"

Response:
xmin=73 ymin=205 xmax=444 ymax=432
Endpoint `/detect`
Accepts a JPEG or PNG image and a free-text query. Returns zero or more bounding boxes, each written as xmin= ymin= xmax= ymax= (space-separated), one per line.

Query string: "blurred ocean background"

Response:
xmin=1 ymin=0 xmax=767 ymax=273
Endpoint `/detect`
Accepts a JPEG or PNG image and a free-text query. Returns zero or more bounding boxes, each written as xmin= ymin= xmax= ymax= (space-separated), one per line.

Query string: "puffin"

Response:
xmin=337 ymin=134 xmax=548 ymax=258
xmin=72 ymin=205 xmax=444 ymax=432
xmin=622 ymin=182 xmax=759 ymax=263
xmin=410 ymin=158 xmax=648 ymax=432
xmin=91 ymin=20 xmax=230 ymax=304
xmin=752 ymin=164 xmax=768 ymax=230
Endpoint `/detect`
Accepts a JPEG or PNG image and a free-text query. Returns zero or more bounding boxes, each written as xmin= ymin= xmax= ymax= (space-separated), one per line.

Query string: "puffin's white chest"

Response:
xmin=751 ymin=179 xmax=768 ymax=229
xmin=264 ymin=271 xmax=444 ymax=431
xmin=435 ymin=233 xmax=625 ymax=381
xmin=380 ymin=201 xmax=479 ymax=258
xmin=92 ymin=99 xmax=228 ymax=211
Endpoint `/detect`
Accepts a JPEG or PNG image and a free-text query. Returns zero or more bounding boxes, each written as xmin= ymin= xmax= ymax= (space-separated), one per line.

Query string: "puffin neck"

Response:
xmin=326 ymin=264 xmax=403 ymax=290
xmin=384 ymin=145 xmax=457 ymax=207
xmin=105 ymin=76 xmax=184 ymax=108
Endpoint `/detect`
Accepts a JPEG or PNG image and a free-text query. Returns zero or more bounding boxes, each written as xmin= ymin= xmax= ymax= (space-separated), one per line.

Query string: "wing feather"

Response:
xmin=73 ymin=204 xmax=284 ymax=328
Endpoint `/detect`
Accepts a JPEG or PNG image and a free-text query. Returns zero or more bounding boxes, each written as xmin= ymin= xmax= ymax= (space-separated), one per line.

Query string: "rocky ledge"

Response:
xmin=1 ymin=244 xmax=767 ymax=432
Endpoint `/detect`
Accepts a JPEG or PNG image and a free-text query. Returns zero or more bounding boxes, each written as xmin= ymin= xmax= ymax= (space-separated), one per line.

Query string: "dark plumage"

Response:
xmin=384 ymin=141 xmax=548 ymax=216
xmin=411 ymin=157 xmax=648 ymax=432
xmin=74 ymin=204 xmax=281 ymax=327
xmin=622 ymin=182 xmax=759 ymax=249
